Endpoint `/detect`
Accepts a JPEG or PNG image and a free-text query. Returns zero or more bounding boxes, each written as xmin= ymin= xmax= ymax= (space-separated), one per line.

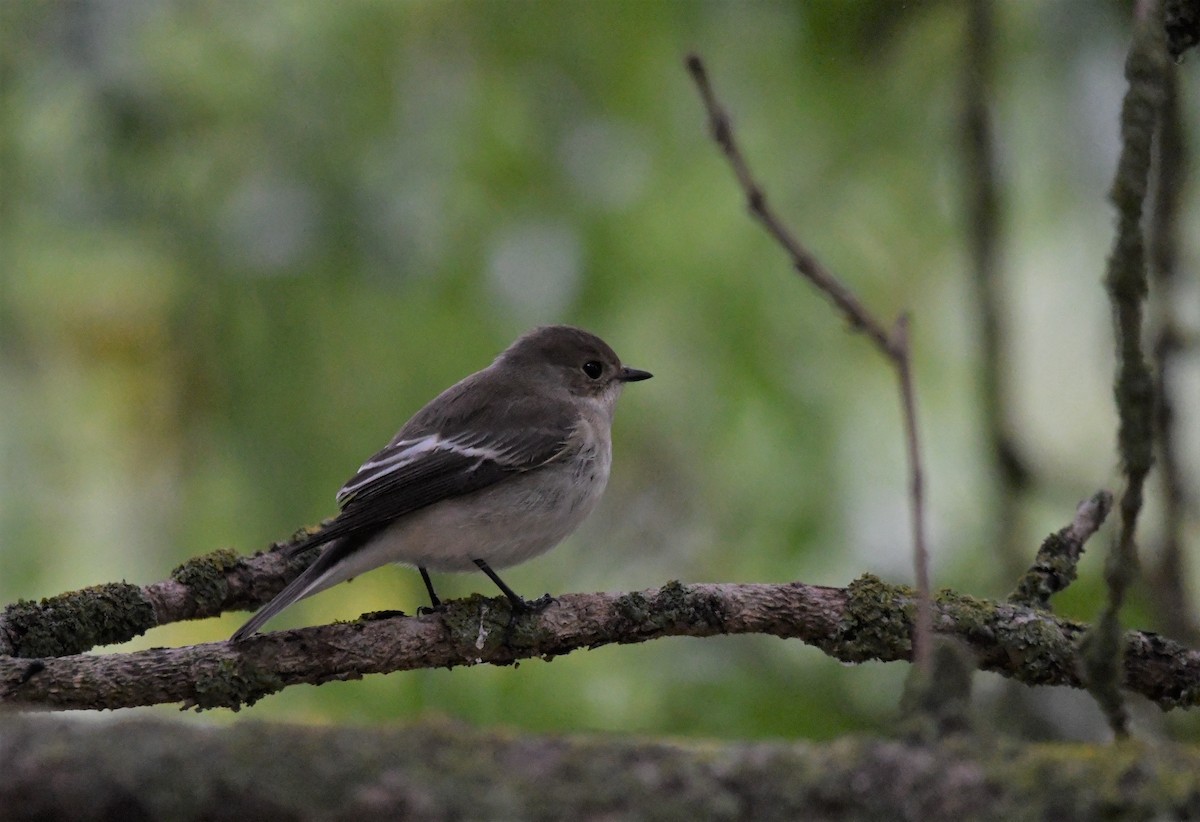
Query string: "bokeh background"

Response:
xmin=2 ymin=1 xmax=1198 ymax=740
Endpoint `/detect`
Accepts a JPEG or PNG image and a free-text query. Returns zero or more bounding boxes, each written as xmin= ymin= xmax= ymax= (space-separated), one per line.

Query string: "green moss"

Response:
xmin=3 ymin=583 xmax=157 ymax=657
xmin=192 ymin=657 xmax=286 ymax=711
xmin=614 ymin=591 xmax=652 ymax=626
xmin=170 ymin=548 xmax=241 ymax=613
xmin=654 ymin=580 xmax=726 ymax=629
xmin=437 ymin=594 xmax=546 ymax=657
xmin=1009 ymin=532 xmax=1080 ymax=609
xmin=934 ymin=588 xmax=991 ymax=636
xmin=827 ymin=574 xmax=915 ymax=663
xmin=995 ymin=740 xmax=1200 ymax=819
xmin=995 ymin=614 xmax=1074 ymax=690
xmin=613 ymin=582 xmax=726 ymax=635
xmin=940 ymin=586 xmax=1082 ymax=687
xmin=505 ymin=605 xmax=558 ymax=650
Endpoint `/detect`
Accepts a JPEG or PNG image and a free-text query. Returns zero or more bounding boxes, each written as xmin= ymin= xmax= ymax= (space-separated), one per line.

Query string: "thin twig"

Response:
xmin=892 ymin=315 xmax=932 ymax=668
xmin=684 ymin=53 xmax=932 ymax=671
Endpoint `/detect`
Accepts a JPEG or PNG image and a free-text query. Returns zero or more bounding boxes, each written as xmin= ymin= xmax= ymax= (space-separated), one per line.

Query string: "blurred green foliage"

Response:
xmin=1 ymin=1 xmax=1197 ymax=740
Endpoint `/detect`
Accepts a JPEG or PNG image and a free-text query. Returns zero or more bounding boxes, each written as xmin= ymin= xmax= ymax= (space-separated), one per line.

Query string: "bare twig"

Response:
xmin=684 ymin=53 xmax=932 ymax=672
xmin=1082 ymin=0 xmax=1170 ymax=739
xmin=684 ymin=57 xmax=893 ymax=355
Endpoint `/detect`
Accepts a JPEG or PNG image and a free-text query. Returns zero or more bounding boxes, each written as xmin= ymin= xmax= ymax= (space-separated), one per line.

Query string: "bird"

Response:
xmin=231 ymin=325 xmax=651 ymax=640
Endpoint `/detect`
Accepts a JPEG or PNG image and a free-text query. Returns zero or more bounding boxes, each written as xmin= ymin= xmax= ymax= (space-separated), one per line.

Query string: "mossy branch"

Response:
xmin=3 ymin=572 xmax=1199 ymax=713
xmin=4 ymin=491 xmax=1194 ymax=713
xmin=0 ymin=530 xmax=326 ymax=658
xmin=1009 ymin=491 xmax=1113 ymax=609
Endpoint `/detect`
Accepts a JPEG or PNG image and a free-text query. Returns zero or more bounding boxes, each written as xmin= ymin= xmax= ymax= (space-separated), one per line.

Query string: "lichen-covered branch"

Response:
xmin=1009 ymin=491 xmax=1113 ymax=609
xmin=0 ymin=532 xmax=325 ymax=658
xmin=3 ymin=575 xmax=1199 ymax=713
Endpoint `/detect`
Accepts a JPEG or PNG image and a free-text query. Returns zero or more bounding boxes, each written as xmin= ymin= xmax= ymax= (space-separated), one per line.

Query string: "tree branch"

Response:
xmin=0 ymin=536 xmax=322 ymax=658
xmin=1009 ymin=491 xmax=1113 ymax=609
xmin=3 ymin=573 xmax=1199 ymax=713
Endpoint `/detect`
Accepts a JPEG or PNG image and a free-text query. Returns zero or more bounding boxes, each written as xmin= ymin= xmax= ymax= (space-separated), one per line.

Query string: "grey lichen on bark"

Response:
xmin=0 ymin=583 xmax=157 ymax=658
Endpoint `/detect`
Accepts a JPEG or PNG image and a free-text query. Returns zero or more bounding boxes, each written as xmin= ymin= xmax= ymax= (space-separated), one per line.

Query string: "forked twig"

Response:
xmin=685 ymin=54 xmax=932 ymax=671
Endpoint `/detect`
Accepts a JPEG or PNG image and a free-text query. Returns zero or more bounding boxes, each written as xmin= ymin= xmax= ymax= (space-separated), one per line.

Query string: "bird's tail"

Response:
xmin=230 ymin=540 xmax=349 ymax=642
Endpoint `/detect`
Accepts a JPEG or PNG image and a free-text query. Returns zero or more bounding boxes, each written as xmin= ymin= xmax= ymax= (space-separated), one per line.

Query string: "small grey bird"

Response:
xmin=231 ymin=325 xmax=651 ymax=640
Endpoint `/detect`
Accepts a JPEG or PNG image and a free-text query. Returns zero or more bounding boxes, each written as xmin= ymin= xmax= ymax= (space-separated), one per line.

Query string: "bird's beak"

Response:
xmin=619 ymin=366 xmax=653 ymax=382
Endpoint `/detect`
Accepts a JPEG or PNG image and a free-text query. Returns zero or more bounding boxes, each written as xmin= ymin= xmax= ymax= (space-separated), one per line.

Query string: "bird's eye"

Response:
xmin=582 ymin=361 xmax=603 ymax=379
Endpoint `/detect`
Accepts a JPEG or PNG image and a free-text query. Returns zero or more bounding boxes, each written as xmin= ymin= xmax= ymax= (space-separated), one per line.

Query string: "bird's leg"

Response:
xmin=416 ymin=566 xmax=443 ymax=615
xmin=473 ymin=559 xmax=554 ymax=615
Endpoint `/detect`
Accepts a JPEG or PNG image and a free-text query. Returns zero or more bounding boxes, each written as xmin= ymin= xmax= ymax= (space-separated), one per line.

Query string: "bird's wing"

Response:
xmin=336 ymin=425 xmax=572 ymax=510
xmin=283 ymin=374 xmax=578 ymax=554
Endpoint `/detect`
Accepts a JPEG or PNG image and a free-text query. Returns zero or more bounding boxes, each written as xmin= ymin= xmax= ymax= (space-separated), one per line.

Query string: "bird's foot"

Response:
xmin=515 ymin=593 xmax=555 ymax=614
xmin=503 ymin=593 xmax=555 ymax=628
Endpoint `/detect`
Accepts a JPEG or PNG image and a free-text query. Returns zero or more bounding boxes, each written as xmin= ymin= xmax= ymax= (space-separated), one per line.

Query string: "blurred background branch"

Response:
xmin=1082 ymin=0 xmax=1171 ymax=740
xmin=961 ymin=0 xmax=1032 ymax=584
xmin=1146 ymin=53 xmax=1199 ymax=646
